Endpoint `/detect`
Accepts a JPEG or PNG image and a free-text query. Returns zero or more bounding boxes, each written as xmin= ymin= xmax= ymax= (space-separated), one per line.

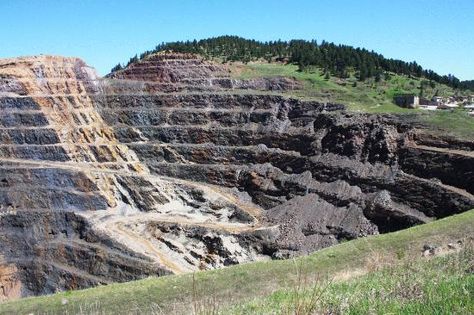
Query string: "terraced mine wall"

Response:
xmin=0 ymin=54 xmax=473 ymax=300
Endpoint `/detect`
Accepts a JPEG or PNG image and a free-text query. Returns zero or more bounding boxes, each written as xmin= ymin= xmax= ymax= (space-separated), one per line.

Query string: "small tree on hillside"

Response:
xmin=358 ymin=66 xmax=368 ymax=81
xmin=375 ymin=71 xmax=382 ymax=82
xmin=111 ymin=63 xmax=123 ymax=72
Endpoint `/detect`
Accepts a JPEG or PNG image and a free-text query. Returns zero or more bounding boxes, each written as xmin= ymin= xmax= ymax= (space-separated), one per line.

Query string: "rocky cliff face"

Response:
xmin=1 ymin=53 xmax=473 ymax=300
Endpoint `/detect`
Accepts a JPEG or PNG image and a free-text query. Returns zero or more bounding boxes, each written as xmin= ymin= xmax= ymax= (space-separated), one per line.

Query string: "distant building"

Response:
xmin=446 ymin=97 xmax=457 ymax=104
xmin=432 ymin=96 xmax=444 ymax=105
xmin=464 ymin=104 xmax=474 ymax=117
xmin=394 ymin=94 xmax=419 ymax=108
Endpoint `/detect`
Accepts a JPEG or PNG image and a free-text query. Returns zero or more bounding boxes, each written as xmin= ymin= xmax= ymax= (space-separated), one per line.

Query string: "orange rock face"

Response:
xmin=0 ymin=264 xmax=21 ymax=301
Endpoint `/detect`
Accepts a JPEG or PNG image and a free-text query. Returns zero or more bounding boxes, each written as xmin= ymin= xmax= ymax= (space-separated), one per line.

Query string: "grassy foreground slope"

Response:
xmin=230 ymin=62 xmax=474 ymax=138
xmin=227 ymin=243 xmax=473 ymax=315
xmin=1 ymin=210 xmax=473 ymax=315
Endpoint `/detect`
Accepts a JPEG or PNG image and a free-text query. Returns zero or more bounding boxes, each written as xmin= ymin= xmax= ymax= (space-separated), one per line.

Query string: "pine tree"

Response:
xmin=358 ymin=64 xmax=368 ymax=81
xmin=111 ymin=63 xmax=123 ymax=72
xmin=375 ymin=71 xmax=381 ymax=82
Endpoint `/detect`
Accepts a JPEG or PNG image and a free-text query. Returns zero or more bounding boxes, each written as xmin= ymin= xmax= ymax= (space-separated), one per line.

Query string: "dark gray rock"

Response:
xmin=1 ymin=53 xmax=473 ymax=300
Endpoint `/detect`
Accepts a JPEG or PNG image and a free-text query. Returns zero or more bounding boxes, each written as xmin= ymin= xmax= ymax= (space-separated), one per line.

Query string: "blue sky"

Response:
xmin=1 ymin=0 xmax=473 ymax=79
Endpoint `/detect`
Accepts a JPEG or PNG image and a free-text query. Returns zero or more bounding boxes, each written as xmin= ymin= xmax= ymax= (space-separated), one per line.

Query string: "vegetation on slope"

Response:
xmin=1 ymin=209 xmax=472 ymax=315
xmin=230 ymin=62 xmax=459 ymax=111
xmin=423 ymin=108 xmax=474 ymax=139
xmin=112 ymin=36 xmax=473 ymax=91
xmin=227 ymin=247 xmax=473 ymax=314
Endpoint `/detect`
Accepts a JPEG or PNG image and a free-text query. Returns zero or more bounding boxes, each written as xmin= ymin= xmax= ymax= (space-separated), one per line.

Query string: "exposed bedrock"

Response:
xmin=106 ymin=52 xmax=302 ymax=92
xmin=0 ymin=211 xmax=167 ymax=300
xmin=0 ymin=53 xmax=473 ymax=299
xmin=109 ymin=94 xmax=474 ymax=253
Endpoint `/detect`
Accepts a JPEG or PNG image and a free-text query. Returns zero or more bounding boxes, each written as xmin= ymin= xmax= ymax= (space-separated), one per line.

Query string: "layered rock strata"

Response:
xmin=0 ymin=53 xmax=473 ymax=299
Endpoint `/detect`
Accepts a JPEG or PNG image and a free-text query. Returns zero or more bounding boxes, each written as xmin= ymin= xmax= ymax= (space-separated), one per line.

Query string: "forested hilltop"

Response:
xmin=111 ymin=36 xmax=473 ymax=91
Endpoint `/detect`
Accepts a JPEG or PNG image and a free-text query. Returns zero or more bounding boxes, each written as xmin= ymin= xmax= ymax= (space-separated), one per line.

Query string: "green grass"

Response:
xmin=231 ymin=63 xmax=458 ymax=111
xmin=227 ymin=248 xmax=473 ymax=314
xmin=422 ymin=109 xmax=474 ymax=139
xmin=1 ymin=209 xmax=473 ymax=315
xmin=228 ymin=62 xmax=474 ymax=138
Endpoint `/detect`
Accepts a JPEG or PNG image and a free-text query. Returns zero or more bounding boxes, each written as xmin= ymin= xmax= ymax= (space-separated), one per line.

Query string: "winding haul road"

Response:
xmin=0 ymin=156 xmax=265 ymax=273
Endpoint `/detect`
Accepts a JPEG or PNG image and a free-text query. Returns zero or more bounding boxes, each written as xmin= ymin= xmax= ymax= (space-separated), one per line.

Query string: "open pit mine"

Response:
xmin=0 ymin=53 xmax=473 ymax=300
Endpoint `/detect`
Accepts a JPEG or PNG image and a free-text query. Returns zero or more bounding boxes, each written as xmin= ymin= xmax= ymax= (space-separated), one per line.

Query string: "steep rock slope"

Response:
xmin=0 ymin=53 xmax=473 ymax=300
xmin=0 ymin=55 xmax=269 ymax=299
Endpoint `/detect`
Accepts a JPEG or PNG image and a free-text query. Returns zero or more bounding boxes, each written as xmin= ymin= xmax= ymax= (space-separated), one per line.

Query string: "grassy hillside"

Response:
xmin=229 ymin=62 xmax=474 ymax=138
xmin=230 ymin=62 xmax=463 ymax=111
xmin=422 ymin=109 xmax=474 ymax=139
xmin=1 ymin=209 xmax=472 ymax=315
xmin=227 ymin=247 xmax=473 ymax=314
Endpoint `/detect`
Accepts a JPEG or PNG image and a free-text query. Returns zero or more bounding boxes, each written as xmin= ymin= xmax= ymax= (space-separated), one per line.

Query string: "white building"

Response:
xmin=432 ymin=96 xmax=444 ymax=105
